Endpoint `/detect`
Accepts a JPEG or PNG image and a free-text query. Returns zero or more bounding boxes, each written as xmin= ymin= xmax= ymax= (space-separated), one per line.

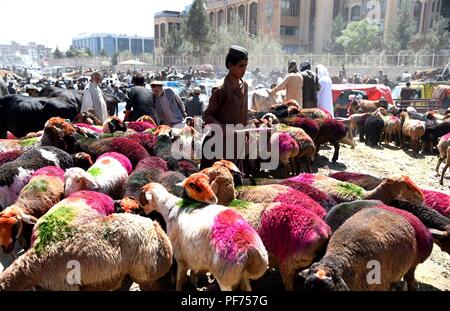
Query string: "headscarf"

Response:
xmin=316 ymin=64 xmax=330 ymax=80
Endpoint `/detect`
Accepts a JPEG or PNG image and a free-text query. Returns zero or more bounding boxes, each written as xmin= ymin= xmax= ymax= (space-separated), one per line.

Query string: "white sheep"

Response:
xmin=0 ymin=213 xmax=173 ymax=291
xmin=64 ymin=152 xmax=132 ymax=199
xmin=140 ymin=182 xmax=269 ymax=291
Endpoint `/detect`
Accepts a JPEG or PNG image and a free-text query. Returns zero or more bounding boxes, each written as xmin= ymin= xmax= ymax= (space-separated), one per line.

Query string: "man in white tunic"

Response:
xmin=316 ymin=64 xmax=334 ymax=118
xmin=81 ymin=71 xmax=108 ymax=122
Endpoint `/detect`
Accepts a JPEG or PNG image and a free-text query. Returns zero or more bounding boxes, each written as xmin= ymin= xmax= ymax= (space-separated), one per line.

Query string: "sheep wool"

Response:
xmin=0 ymin=150 xmax=23 ymax=167
xmin=421 ymin=189 xmax=450 ymax=217
xmin=31 ymin=191 xmax=114 ymax=253
xmin=127 ymin=121 xmax=157 ymax=132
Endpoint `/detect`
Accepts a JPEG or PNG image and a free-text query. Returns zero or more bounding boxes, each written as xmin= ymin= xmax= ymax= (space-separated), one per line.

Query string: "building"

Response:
xmin=0 ymin=41 xmax=52 ymax=59
xmin=206 ymin=0 xmax=447 ymax=53
xmin=154 ymin=11 xmax=185 ymax=55
xmin=72 ymin=33 xmax=154 ymax=57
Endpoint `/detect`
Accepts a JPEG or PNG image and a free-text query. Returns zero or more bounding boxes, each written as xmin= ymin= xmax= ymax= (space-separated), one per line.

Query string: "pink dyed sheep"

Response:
xmin=270 ymin=132 xmax=300 ymax=177
xmin=140 ymin=182 xmax=269 ymax=291
xmin=64 ymin=152 xmax=132 ymax=199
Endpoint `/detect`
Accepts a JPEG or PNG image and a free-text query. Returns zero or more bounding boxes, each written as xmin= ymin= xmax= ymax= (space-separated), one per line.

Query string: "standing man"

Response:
xmin=150 ymin=80 xmax=187 ymax=126
xmin=400 ymin=82 xmax=416 ymax=107
xmin=81 ymin=71 xmax=108 ymax=123
xmin=125 ymin=74 xmax=155 ymax=121
xmin=270 ymin=60 xmax=303 ymax=106
xmin=185 ymin=87 xmax=205 ymax=118
xmin=300 ymin=61 xmax=320 ymax=108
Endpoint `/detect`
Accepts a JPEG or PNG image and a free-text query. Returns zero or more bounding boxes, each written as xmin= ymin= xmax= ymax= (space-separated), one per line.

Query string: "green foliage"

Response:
xmin=324 ymin=14 xmax=346 ymax=54
xmin=53 ymin=46 xmax=64 ymax=59
xmin=229 ymin=199 xmax=252 ymax=210
xmin=34 ymin=206 xmax=76 ymax=254
xmin=85 ymin=48 xmax=93 ymax=57
xmin=423 ymin=17 xmax=450 ymax=51
xmin=336 ymin=20 xmax=382 ymax=54
xmin=385 ymin=1 xmax=414 ymax=51
xmin=208 ymin=26 xmax=283 ymax=59
xmin=100 ymin=49 xmax=107 ymax=57
xmin=336 ymin=182 xmax=364 ymax=199
xmin=112 ymin=52 xmax=119 ymax=66
xmin=182 ymin=0 xmax=210 ymax=58
xmin=23 ymin=179 xmax=48 ymax=193
xmin=163 ymin=28 xmax=185 ymax=56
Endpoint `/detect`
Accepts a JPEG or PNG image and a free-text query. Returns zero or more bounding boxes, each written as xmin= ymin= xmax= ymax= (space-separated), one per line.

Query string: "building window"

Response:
xmin=227 ymin=7 xmax=235 ymax=25
xmin=333 ymin=0 xmax=341 ymax=19
xmin=238 ymin=5 xmax=246 ymax=27
xmin=280 ymin=26 xmax=298 ymax=36
xmin=397 ymin=0 xmax=402 ymax=9
xmin=160 ymin=23 xmax=166 ymax=39
xmin=413 ymin=0 xmax=422 ymax=34
xmin=218 ymin=10 xmax=225 ymax=27
xmin=350 ymin=5 xmax=361 ymax=21
xmin=249 ymin=2 xmax=258 ymax=36
xmin=154 ymin=25 xmax=159 ymax=48
xmin=281 ymin=0 xmax=300 ymax=17
xmin=344 ymin=7 xmax=349 ymax=23
xmin=209 ymin=12 xmax=215 ymax=25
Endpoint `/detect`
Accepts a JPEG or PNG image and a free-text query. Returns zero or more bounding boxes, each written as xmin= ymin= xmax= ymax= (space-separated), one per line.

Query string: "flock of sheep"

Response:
xmin=0 ymin=100 xmax=449 ymax=291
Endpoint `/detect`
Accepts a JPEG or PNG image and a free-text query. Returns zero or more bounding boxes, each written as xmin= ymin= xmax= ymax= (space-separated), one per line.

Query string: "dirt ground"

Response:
xmin=315 ymin=141 xmax=450 ymax=291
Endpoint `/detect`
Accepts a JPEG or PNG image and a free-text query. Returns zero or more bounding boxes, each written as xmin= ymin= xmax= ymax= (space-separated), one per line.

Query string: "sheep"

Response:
xmin=234 ymin=184 xmax=327 ymax=219
xmin=0 ymin=146 xmax=73 ymax=210
xmin=72 ymin=112 xmax=103 ymax=125
xmin=313 ymin=118 xmax=349 ymax=163
xmin=41 ymin=117 xmax=150 ymax=168
xmin=287 ymin=174 xmax=424 ymax=206
xmin=0 ymin=166 xmax=65 ymax=253
xmin=139 ymin=182 xmax=269 ymax=291
xmin=0 ymin=213 xmax=173 ymax=291
xmin=30 ymin=190 xmax=115 ymax=252
xmin=284 ymin=116 xmax=320 ymax=140
xmin=422 ymin=121 xmax=450 ymax=154
xmin=420 ymin=188 xmax=450 ymax=218
xmin=101 ymin=116 xmax=127 ymax=134
xmin=65 ymin=152 xmax=132 ymax=199
xmin=298 ymin=207 xmax=433 ymax=291
xmin=328 ymin=172 xmax=382 ymax=191
xmin=363 ymin=114 xmax=385 ymax=147
xmin=274 ymin=124 xmax=316 ymax=173
xmin=126 ymin=121 xmax=157 ymax=132
xmin=136 ymin=115 xmax=157 ymax=126
xmin=400 ymin=111 xmax=426 ymax=156
xmin=0 ymin=137 xmax=41 ymax=153
xmin=72 ymin=152 xmax=93 ymax=170
xmin=0 ymin=150 xmax=23 ymax=167
xmin=436 ymin=133 xmax=450 ymax=185
xmin=73 ymin=123 xmax=103 ymax=136
xmin=270 ymin=132 xmax=300 ymax=177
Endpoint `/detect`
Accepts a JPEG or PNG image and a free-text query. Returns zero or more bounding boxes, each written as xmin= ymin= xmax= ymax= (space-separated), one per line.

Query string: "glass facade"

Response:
xmin=72 ymin=34 xmax=154 ymax=56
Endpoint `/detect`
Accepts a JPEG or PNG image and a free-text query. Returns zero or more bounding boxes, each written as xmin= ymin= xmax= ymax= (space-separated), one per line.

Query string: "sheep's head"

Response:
xmin=137 ymin=115 xmax=157 ymax=126
xmin=140 ymin=183 xmax=168 ymax=214
xmin=296 ymin=263 xmax=349 ymax=291
xmin=212 ymin=160 xmax=244 ymax=176
xmin=381 ymin=176 xmax=424 ymax=205
xmin=64 ymin=167 xmax=99 ymax=197
xmin=44 ymin=117 xmax=76 ymax=138
xmin=284 ymin=99 xmax=301 ymax=109
xmin=115 ymin=197 xmax=141 ymax=214
xmin=430 ymin=228 xmax=450 ymax=255
xmin=102 ymin=116 xmax=127 ymax=134
xmin=73 ymin=152 xmax=93 ymax=170
xmin=0 ymin=207 xmax=37 ymax=253
xmin=73 ymin=112 xmax=103 ymax=125
xmin=177 ymin=173 xmax=218 ymax=205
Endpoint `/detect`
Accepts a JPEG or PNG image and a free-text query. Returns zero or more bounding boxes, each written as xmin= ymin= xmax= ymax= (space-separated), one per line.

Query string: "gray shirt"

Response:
xmin=154 ymin=88 xmax=186 ymax=126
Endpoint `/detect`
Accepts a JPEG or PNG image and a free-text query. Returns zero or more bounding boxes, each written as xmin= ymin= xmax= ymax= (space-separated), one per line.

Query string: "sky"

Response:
xmin=0 ymin=0 xmax=193 ymax=50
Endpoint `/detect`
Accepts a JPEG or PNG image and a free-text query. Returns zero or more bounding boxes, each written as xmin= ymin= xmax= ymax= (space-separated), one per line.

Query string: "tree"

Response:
xmin=163 ymin=28 xmax=185 ymax=56
xmin=85 ymin=48 xmax=93 ymax=57
xmin=423 ymin=17 xmax=450 ymax=51
xmin=53 ymin=46 xmax=64 ymax=59
xmin=182 ymin=0 xmax=210 ymax=58
xmin=112 ymin=52 xmax=119 ymax=66
xmin=100 ymin=49 xmax=107 ymax=57
xmin=336 ymin=19 xmax=382 ymax=54
xmin=385 ymin=1 xmax=414 ymax=51
xmin=324 ymin=14 xmax=346 ymax=54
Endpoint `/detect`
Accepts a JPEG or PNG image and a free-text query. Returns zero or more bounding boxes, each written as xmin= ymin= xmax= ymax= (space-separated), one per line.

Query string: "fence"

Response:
xmin=154 ymin=53 xmax=450 ymax=72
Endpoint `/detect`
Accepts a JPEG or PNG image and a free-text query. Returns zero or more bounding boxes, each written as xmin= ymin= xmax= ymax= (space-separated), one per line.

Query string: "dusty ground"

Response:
xmin=315 ymin=141 xmax=450 ymax=291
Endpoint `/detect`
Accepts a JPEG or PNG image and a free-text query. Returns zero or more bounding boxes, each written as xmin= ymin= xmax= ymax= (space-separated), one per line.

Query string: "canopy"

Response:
xmin=118 ymin=59 xmax=147 ymax=66
xmin=332 ymin=84 xmax=394 ymax=104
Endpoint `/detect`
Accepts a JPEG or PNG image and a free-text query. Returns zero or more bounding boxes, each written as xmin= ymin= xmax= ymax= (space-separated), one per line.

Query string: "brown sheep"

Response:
xmin=298 ymin=207 xmax=433 ymax=291
xmin=436 ymin=134 xmax=450 ymax=185
xmin=400 ymin=112 xmax=426 ymax=156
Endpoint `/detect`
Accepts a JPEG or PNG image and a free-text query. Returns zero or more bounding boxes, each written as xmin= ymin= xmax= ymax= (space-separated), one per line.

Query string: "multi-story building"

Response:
xmin=0 ymin=41 xmax=52 ymax=59
xmin=154 ymin=11 xmax=184 ymax=55
xmin=206 ymin=0 xmax=447 ymax=53
xmin=72 ymin=33 xmax=154 ymax=57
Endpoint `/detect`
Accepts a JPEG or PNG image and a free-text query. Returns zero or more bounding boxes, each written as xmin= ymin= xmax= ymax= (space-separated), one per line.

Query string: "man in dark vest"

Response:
xmin=300 ymin=61 xmax=320 ymax=108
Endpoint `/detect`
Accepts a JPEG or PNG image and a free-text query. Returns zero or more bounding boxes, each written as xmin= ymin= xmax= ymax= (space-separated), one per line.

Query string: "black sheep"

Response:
xmin=364 ymin=115 xmax=385 ymax=147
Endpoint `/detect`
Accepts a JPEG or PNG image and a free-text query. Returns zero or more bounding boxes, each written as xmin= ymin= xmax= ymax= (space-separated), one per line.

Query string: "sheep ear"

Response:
xmin=19 ymin=214 xmax=38 ymax=225
xmin=335 ymin=276 xmax=350 ymax=291
xmin=295 ymin=269 xmax=309 ymax=290
xmin=176 ymin=179 xmax=187 ymax=188
xmin=430 ymin=229 xmax=449 ymax=240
